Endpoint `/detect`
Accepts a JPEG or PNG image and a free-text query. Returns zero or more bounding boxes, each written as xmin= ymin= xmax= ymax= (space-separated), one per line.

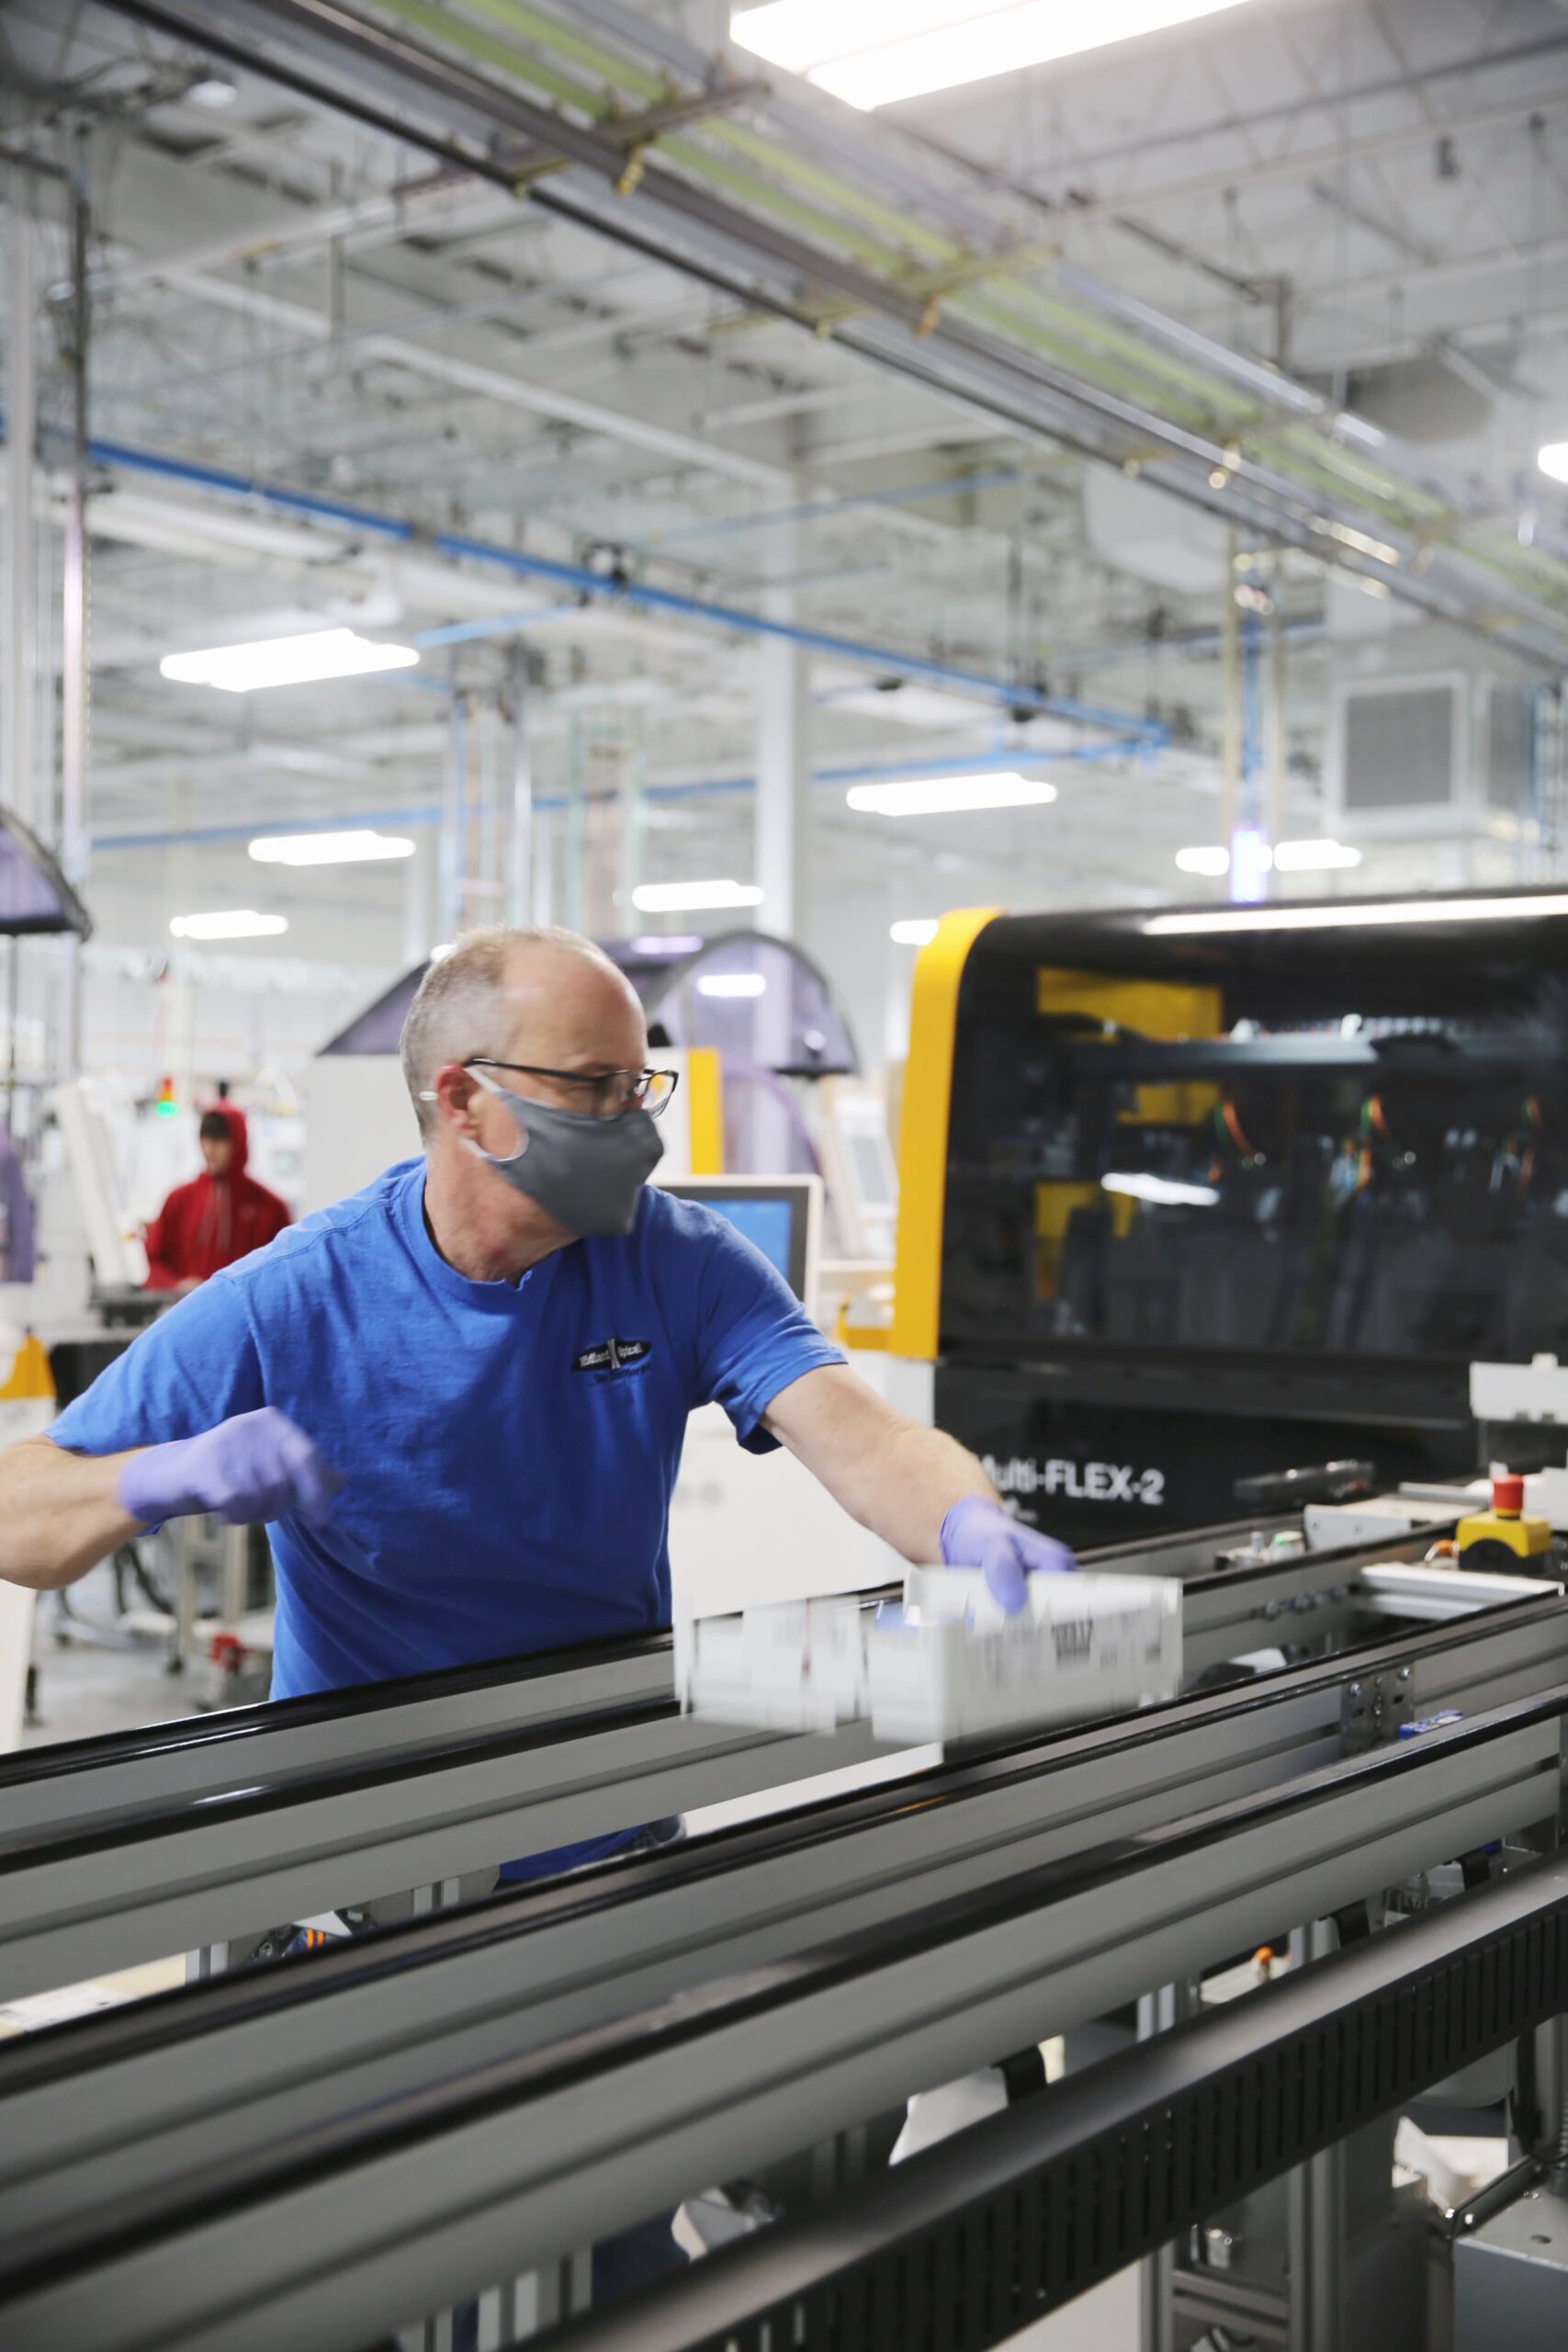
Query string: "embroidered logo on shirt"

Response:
xmin=573 ymin=1336 xmax=652 ymax=1377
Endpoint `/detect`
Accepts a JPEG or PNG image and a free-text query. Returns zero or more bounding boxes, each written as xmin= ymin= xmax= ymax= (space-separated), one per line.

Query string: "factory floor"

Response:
xmin=22 ymin=1562 xmax=188 ymax=1747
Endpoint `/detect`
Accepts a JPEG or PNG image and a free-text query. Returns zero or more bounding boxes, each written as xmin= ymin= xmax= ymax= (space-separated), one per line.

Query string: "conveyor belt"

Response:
xmin=0 ymin=1512 xmax=1466 ymax=1996
xmin=0 ymin=1597 xmax=1562 ymax=2283
xmin=0 ymin=1683 xmax=1562 ymax=2352
xmin=0 ymin=1508 xmax=1397 ymax=1839
xmin=0 ymin=1510 xmax=1304 ymax=1841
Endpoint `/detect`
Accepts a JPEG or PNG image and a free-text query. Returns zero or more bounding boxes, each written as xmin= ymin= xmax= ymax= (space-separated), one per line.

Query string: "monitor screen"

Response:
xmin=660 ymin=1178 xmax=818 ymax=1301
xmin=710 ymin=1194 xmax=795 ymax=1283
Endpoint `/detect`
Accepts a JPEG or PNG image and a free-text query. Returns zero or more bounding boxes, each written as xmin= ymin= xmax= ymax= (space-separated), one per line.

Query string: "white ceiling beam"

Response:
xmin=1051 ymin=87 xmax=1568 ymax=233
xmin=158 ymin=263 xmax=787 ymax=490
xmin=96 ymin=175 xmax=519 ymax=293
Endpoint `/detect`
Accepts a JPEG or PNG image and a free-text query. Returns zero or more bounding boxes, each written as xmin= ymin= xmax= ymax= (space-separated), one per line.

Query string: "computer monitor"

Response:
xmin=658 ymin=1175 xmax=823 ymax=1305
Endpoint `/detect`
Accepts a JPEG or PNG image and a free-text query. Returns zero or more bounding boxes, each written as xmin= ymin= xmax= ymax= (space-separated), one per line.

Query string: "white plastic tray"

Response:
xmin=677 ymin=1568 xmax=1181 ymax=1745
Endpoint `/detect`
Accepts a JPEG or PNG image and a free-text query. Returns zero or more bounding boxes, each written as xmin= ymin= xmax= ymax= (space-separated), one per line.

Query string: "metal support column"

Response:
xmin=59 ymin=148 xmax=91 ymax=1080
xmin=441 ymin=674 xmax=467 ymax=943
xmin=506 ymin=649 xmax=532 ymax=928
xmin=403 ymin=833 xmax=434 ymax=969
xmin=756 ymin=632 xmax=808 ymax=938
xmin=562 ymin=717 xmax=584 ymax=933
xmin=1269 ymin=554 xmax=1288 ymax=852
xmin=755 ymin=532 xmax=809 ymax=941
xmin=3 ymin=179 xmax=36 ymax=835
xmin=1287 ymin=1917 xmax=1343 ymax=2352
xmin=1221 ymin=530 xmax=1245 ymax=901
xmin=615 ymin=714 xmax=644 ymax=933
xmin=1138 ymin=1978 xmax=1194 ymax=2352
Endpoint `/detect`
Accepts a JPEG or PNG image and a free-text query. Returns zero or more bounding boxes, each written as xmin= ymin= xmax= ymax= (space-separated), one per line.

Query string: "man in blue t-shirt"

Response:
xmin=0 ymin=927 xmax=1070 ymax=1771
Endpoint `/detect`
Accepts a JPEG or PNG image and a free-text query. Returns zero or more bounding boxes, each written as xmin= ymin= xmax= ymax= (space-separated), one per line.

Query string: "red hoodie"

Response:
xmin=143 ymin=1105 xmax=291 ymax=1290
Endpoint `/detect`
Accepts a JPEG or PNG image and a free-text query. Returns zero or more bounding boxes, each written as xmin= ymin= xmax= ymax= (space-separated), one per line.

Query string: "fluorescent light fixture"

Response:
xmin=1175 ymin=846 xmax=1230 ymax=877
xmin=890 ymin=917 xmax=941 ymax=945
xmin=696 ymin=972 xmax=767 ymax=998
xmin=1272 ymin=838 xmax=1363 ymax=874
xmin=846 ymin=771 xmax=1057 ymax=817
xmin=1102 ymin=1172 xmax=1220 ymax=1209
xmin=631 ymin=879 xmax=764 ymax=913
xmin=169 ymin=910 xmax=289 ymax=942
xmin=248 ymin=830 xmax=414 ymax=867
xmin=186 ymin=74 xmax=238 ymax=107
xmin=161 ymin=628 xmax=419 ymax=694
xmin=1145 ymin=894 xmax=1568 ymax=938
xmin=630 ymin=933 xmax=704 ymax=956
xmin=1537 ymin=442 xmax=1568 ymax=486
xmin=732 ymin=0 xmax=1256 ymax=109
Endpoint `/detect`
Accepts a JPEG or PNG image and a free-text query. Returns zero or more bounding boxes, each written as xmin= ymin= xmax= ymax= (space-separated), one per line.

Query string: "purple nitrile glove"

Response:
xmin=940 ymin=1497 xmax=1077 ymax=1616
xmin=117 ymin=1408 xmax=342 ymax=1531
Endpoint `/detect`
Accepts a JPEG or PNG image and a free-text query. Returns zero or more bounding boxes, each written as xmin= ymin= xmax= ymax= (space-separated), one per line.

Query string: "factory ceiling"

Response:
xmin=0 ymin=0 xmax=1565 ymax=975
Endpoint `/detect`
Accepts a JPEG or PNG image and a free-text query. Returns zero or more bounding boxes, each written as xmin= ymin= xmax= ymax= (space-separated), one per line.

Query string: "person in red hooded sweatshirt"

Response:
xmin=143 ymin=1105 xmax=291 ymax=1295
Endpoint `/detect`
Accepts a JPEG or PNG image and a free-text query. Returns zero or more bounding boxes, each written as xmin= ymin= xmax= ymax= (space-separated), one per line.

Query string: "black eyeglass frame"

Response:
xmin=463 ymin=1058 xmax=681 ymax=1116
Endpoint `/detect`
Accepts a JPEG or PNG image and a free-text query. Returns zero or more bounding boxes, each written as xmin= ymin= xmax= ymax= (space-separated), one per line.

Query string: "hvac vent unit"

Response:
xmin=1327 ymin=673 xmax=1536 ymax=840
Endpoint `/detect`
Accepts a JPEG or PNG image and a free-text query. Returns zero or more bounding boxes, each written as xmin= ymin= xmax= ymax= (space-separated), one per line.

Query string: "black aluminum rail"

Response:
xmin=538 ymin=1850 xmax=1568 ymax=2352
xmin=0 ymin=1686 xmax=1562 ymax=2350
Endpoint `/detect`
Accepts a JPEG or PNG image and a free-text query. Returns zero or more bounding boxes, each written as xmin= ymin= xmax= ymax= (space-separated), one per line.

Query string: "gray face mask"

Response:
xmin=460 ymin=1066 xmax=664 ymax=1237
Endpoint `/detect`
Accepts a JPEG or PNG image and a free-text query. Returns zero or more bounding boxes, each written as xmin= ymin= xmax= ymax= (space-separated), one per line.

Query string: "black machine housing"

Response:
xmin=932 ymin=895 xmax=1568 ymax=1544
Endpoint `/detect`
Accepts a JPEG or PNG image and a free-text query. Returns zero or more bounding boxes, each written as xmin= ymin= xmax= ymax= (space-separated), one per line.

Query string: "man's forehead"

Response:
xmin=499 ymin=947 xmax=644 ymax=1048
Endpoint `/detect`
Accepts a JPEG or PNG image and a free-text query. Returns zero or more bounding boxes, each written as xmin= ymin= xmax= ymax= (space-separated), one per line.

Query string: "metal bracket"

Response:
xmin=1340 ymin=1662 xmax=1415 ymax=1753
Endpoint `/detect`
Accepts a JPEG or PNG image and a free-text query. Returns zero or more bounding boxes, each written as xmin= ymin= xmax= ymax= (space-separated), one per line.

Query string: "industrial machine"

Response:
xmin=4 ymin=1510 xmax=1568 ymax=2346
xmin=892 ymin=891 xmax=1568 ymax=1545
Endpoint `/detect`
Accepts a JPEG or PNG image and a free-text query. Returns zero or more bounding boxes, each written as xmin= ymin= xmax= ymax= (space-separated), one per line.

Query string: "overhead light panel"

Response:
xmin=169 ymin=910 xmax=290 ymax=942
xmin=630 ymin=934 xmax=705 ymax=956
xmin=890 ymin=918 xmax=941 ymax=945
xmin=696 ymin=972 xmax=767 ymax=998
xmin=631 ymin=879 xmax=764 ymax=912
xmin=1145 ymin=894 xmax=1568 ymax=938
xmin=161 ymin=628 xmax=419 ymax=694
xmin=248 ymin=830 xmax=415 ymax=867
xmin=847 ymin=772 xmax=1057 ymax=817
xmin=1272 ymin=838 xmax=1362 ymax=874
xmin=1175 ymin=846 xmax=1231 ymax=876
xmin=731 ymin=0 xmax=1256 ymax=110
xmin=1538 ymin=443 xmax=1568 ymax=487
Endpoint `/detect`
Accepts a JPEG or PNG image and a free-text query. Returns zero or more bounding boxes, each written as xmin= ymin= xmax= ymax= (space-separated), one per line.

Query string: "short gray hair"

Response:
xmin=399 ymin=925 xmax=623 ymax=1140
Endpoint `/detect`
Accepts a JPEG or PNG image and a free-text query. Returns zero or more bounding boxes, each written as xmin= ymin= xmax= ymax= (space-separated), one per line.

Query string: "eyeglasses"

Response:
xmin=465 ymin=1060 xmax=681 ymax=1118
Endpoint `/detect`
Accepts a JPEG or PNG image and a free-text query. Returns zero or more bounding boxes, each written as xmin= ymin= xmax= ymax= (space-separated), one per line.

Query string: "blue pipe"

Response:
xmin=433 ymin=523 xmax=1159 ymax=738
xmin=66 ymin=427 xmax=1163 ymax=745
xmin=87 ymin=435 xmax=415 ymax=544
xmin=412 ymin=603 xmax=583 ymax=649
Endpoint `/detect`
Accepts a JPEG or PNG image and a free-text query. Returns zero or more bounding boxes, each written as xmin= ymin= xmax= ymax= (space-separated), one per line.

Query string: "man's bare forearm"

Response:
xmin=846 ymin=1415 xmax=997 ymax=1561
xmin=0 ymin=1436 xmax=147 ymax=1589
xmin=762 ymin=1365 xmax=996 ymax=1562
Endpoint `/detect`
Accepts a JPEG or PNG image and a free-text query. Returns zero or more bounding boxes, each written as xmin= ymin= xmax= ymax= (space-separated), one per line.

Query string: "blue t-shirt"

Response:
xmin=49 ymin=1163 xmax=842 ymax=1871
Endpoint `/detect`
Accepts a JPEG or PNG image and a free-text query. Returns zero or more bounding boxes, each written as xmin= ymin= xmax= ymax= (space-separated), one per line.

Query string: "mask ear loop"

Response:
xmin=421 ymin=1069 xmax=529 ymax=1165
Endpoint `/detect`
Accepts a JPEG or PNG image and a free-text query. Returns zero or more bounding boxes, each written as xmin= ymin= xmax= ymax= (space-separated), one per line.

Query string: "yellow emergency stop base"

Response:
xmin=1455 ymin=1503 xmax=1552 ymax=1569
